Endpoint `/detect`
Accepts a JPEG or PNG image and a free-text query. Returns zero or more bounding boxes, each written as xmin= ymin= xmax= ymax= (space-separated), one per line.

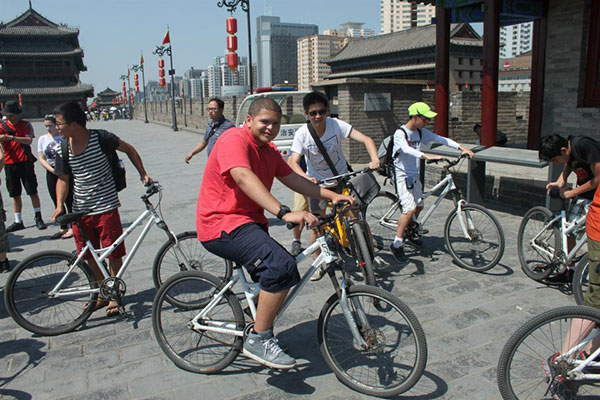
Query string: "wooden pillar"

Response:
xmin=481 ymin=0 xmax=500 ymax=147
xmin=527 ymin=4 xmax=548 ymax=150
xmin=434 ymin=7 xmax=451 ymax=138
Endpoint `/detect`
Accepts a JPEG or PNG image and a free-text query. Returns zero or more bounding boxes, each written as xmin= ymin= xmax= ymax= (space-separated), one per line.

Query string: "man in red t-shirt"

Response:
xmin=0 ymin=101 xmax=46 ymax=232
xmin=197 ymin=97 xmax=352 ymax=369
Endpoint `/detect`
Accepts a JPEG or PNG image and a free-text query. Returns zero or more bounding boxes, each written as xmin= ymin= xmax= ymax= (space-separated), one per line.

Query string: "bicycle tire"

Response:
xmin=517 ymin=206 xmax=559 ymax=281
xmin=351 ymin=224 xmax=377 ymax=287
xmin=444 ymin=203 xmax=505 ymax=272
xmin=4 ymin=250 xmax=98 ymax=336
xmin=573 ymin=256 xmax=589 ymax=305
xmin=152 ymin=231 xmax=233 ymax=289
xmin=152 ymin=270 xmax=244 ymax=374
xmin=497 ymin=305 xmax=600 ymax=400
xmin=365 ymin=192 xmax=399 ymax=250
xmin=317 ymin=284 xmax=427 ymax=397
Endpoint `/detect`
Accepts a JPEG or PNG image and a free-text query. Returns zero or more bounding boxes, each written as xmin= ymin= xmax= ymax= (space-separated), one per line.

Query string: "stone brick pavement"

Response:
xmin=0 ymin=120 xmax=576 ymax=399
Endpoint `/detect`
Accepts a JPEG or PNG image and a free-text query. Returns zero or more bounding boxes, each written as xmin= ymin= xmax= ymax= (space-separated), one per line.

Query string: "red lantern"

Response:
xmin=227 ymin=52 xmax=238 ymax=71
xmin=134 ymin=73 xmax=139 ymax=93
xmin=158 ymin=58 xmax=165 ymax=68
xmin=226 ymin=17 xmax=238 ymax=72
xmin=158 ymin=57 xmax=166 ymax=80
xmin=158 ymin=68 xmax=165 ymax=77
xmin=130 ymin=93 xmax=135 ymax=105
xmin=18 ymin=93 xmax=22 ymax=107
xmin=159 ymin=77 xmax=166 ymax=87
xmin=226 ymin=17 xmax=237 ymax=34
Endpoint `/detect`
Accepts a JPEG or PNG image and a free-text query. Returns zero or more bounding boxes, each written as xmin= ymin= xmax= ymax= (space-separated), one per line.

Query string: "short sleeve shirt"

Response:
xmin=0 ymin=119 xmax=35 ymax=164
xmin=37 ymin=134 xmax=63 ymax=167
xmin=203 ymin=116 xmax=234 ymax=156
xmin=54 ymin=130 xmax=121 ymax=215
xmin=568 ymin=136 xmax=600 ymax=200
xmin=196 ymin=124 xmax=293 ymax=241
xmin=290 ymin=117 xmax=352 ymax=181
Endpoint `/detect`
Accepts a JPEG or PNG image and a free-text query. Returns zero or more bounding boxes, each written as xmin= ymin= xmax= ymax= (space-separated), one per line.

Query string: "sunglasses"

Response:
xmin=308 ymin=109 xmax=327 ymax=117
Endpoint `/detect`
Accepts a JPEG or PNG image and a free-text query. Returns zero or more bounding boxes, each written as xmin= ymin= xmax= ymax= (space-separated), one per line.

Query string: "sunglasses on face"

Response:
xmin=308 ymin=109 xmax=327 ymax=117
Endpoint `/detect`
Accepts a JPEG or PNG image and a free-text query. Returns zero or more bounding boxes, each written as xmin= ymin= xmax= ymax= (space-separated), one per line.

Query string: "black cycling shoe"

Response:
xmin=0 ymin=259 xmax=10 ymax=273
xmin=545 ymin=269 xmax=574 ymax=284
xmin=390 ymin=244 xmax=408 ymax=263
xmin=6 ymin=222 xmax=25 ymax=233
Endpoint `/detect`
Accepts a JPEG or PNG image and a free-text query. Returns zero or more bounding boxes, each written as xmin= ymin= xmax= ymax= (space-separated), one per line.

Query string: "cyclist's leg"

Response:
xmin=290 ymin=192 xmax=308 ymax=256
xmin=392 ymin=177 xmax=421 ymax=260
xmin=564 ymin=238 xmax=600 ymax=353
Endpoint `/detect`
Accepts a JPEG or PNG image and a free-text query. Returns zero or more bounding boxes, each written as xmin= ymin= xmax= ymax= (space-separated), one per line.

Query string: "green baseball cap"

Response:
xmin=408 ymin=102 xmax=437 ymax=119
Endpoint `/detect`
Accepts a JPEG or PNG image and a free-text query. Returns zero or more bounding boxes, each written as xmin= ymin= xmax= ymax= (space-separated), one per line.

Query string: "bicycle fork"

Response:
xmin=338 ymin=279 xmax=369 ymax=349
xmin=454 ymin=200 xmax=475 ymax=240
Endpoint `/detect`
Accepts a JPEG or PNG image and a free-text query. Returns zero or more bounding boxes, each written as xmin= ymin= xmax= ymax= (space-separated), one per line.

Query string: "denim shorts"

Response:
xmin=201 ymin=223 xmax=300 ymax=293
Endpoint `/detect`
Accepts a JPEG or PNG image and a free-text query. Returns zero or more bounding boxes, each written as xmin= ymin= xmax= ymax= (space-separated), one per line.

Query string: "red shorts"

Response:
xmin=72 ymin=208 xmax=126 ymax=260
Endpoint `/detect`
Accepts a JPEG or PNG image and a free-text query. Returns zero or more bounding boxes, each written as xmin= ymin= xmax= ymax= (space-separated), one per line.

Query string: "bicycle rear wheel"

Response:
xmin=497 ymin=305 xmax=600 ymax=400
xmin=365 ymin=192 xmax=399 ymax=250
xmin=317 ymin=285 xmax=427 ymax=397
xmin=517 ymin=206 xmax=559 ymax=281
xmin=351 ymin=224 xmax=377 ymax=287
xmin=4 ymin=250 xmax=98 ymax=336
xmin=573 ymin=256 xmax=589 ymax=305
xmin=444 ymin=203 xmax=505 ymax=272
xmin=152 ymin=231 xmax=233 ymax=289
xmin=152 ymin=270 xmax=244 ymax=374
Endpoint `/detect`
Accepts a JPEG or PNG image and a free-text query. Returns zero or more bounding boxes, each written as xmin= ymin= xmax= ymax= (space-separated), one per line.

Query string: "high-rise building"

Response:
xmin=207 ymin=55 xmax=250 ymax=97
xmin=499 ymin=22 xmax=533 ymax=58
xmin=298 ymin=35 xmax=350 ymax=91
xmin=380 ymin=0 xmax=435 ymax=34
xmin=255 ymin=16 xmax=318 ymax=87
xmin=324 ymin=22 xmax=374 ymax=38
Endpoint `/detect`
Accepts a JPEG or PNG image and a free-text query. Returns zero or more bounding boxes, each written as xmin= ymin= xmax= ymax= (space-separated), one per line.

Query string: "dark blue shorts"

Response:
xmin=201 ymin=223 xmax=300 ymax=293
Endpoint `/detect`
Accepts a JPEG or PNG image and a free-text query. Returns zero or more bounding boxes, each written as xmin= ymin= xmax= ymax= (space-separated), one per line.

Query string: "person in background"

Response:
xmin=38 ymin=114 xmax=73 ymax=239
xmin=184 ymin=97 xmax=234 ymax=162
xmin=0 ymin=145 xmax=10 ymax=273
xmin=473 ymin=123 xmax=507 ymax=147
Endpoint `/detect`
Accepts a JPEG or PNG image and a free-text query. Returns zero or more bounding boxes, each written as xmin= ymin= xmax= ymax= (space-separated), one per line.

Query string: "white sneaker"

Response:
xmin=310 ymin=266 xmax=327 ymax=281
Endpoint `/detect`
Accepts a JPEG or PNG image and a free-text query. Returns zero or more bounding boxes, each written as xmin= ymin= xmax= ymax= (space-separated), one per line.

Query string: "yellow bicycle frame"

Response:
xmin=322 ymin=188 xmax=352 ymax=248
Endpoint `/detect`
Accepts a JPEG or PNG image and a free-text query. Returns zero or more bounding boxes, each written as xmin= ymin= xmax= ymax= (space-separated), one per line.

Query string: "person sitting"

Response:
xmin=473 ymin=123 xmax=507 ymax=147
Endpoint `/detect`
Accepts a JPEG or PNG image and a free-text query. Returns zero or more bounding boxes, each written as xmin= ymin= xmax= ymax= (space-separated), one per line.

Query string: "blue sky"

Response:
xmin=2 ymin=0 xmax=383 ymax=93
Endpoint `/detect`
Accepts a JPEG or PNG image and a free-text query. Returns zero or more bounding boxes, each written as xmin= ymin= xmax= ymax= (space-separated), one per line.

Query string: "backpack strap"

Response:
xmin=306 ymin=122 xmax=339 ymax=176
xmin=1 ymin=121 xmax=16 ymax=135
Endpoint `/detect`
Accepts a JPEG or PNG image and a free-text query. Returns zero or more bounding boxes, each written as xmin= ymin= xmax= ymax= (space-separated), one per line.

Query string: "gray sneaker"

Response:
xmin=243 ymin=331 xmax=295 ymax=369
xmin=291 ymin=241 xmax=302 ymax=257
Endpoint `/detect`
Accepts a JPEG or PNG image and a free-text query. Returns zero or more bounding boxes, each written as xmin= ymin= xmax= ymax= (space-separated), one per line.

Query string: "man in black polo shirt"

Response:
xmin=184 ymin=97 xmax=234 ymax=162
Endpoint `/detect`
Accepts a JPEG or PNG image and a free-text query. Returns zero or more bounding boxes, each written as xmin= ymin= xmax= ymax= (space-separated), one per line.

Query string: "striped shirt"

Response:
xmin=56 ymin=131 xmax=120 ymax=215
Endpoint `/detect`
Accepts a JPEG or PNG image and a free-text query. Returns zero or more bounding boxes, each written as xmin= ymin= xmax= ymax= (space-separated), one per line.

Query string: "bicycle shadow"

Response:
xmin=236 ymin=319 xmax=449 ymax=399
xmin=0 ymin=337 xmax=45 ymax=399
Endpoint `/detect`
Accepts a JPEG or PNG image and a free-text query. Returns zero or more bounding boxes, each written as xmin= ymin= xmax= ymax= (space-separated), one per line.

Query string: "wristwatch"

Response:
xmin=277 ymin=205 xmax=291 ymax=220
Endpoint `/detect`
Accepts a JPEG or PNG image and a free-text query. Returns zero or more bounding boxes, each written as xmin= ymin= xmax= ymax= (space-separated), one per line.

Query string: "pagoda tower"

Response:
xmin=0 ymin=6 xmax=94 ymax=118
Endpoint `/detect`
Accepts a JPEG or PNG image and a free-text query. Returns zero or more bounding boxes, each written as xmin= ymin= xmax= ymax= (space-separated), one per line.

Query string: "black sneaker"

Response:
xmin=0 ymin=259 xmax=10 ymax=273
xmin=390 ymin=244 xmax=408 ymax=263
xmin=6 ymin=222 xmax=25 ymax=233
xmin=546 ymin=269 xmax=574 ymax=284
xmin=35 ymin=215 xmax=47 ymax=230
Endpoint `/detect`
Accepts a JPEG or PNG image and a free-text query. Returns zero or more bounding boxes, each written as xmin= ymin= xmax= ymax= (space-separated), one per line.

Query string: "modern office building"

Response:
xmin=380 ymin=0 xmax=435 ymax=34
xmin=499 ymin=50 xmax=532 ymax=92
xmin=298 ymin=35 xmax=351 ymax=91
xmin=499 ymin=22 xmax=533 ymax=58
xmin=207 ymin=55 xmax=250 ymax=97
xmin=255 ymin=16 xmax=318 ymax=87
xmin=324 ymin=22 xmax=374 ymax=38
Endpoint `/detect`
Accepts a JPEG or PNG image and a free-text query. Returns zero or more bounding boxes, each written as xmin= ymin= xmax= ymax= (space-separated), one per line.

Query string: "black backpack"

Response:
xmin=60 ymin=130 xmax=126 ymax=192
xmin=377 ymin=127 xmax=421 ymax=178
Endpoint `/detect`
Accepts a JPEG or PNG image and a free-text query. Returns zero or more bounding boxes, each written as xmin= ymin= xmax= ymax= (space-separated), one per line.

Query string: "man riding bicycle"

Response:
xmin=196 ymin=97 xmax=352 ymax=369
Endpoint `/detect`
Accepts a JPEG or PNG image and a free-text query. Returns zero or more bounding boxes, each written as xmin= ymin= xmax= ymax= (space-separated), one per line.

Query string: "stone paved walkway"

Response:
xmin=0 ymin=120 xmax=576 ymax=399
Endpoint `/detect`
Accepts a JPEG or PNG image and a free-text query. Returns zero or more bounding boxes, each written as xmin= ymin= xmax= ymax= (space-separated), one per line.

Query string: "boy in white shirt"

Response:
xmin=390 ymin=102 xmax=473 ymax=263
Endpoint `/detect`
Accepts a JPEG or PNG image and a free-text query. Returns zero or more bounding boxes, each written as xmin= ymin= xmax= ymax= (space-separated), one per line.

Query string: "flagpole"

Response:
xmin=132 ymin=53 xmax=148 ymax=123
xmin=153 ymin=27 xmax=178 ymax=132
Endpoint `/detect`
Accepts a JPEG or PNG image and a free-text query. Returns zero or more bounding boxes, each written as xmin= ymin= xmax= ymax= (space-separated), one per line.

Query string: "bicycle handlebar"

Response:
xmin=316 ymin=168 xmax=372 ymax=186
xmin=285 ymin=201 xmax=350 ymax=231
xmin=425 ymin=153 xmax=470 ymax=167
xmin=141 ymin=181 xmax=161 ymax=202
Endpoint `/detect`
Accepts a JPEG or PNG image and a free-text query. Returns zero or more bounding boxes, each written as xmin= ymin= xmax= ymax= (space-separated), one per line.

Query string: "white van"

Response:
xmin=235 ymin=90 xmax=310 ymax=158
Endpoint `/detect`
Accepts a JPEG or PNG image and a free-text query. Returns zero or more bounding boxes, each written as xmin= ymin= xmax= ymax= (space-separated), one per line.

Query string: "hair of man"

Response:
xmin=302 ymin=91 xmax=328 ymax=111
xmin=44 ymin=114 xmax=57 ymax=124
xmin=539 ymin=134 xmax=568 ymax=161
xmin=208 ymin=97 xmax=225 ymax=109
xmin=54 ymin=102 xmax=87 ymax=128
xmin=248 ymin=97 xmax=282 ymax=117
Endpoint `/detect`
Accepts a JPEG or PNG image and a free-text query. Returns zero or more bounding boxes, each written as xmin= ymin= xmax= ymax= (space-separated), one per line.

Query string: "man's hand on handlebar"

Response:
xmin=141 ymin=175 xmax=153 ymax=186
xmin=460 ymin=148 xmax=475 ymax=159
xmin=331 ymin=193 xmax=355 ymax=206
xmin=368 ymin=160 xmax=380 ymax=170
xmin=422 ymin=154 xmax=446 ymax=162
xmin=282 ymin=211 xmax=319 ymax=229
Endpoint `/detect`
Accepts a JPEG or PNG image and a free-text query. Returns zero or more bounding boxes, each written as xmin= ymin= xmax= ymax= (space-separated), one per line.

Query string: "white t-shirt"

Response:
xmin=392 ymin=125 xmax=460 ymax=179
xmin=37 ymin=134 xmax=63 ymax=167
xmin=290 ymin=118 xmax=353 ymax=181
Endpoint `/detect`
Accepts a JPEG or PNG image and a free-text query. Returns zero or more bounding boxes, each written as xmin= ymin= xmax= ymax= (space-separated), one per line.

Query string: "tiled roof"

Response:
xmin=327 ymin=23 xmax=481 ymax=63
xmin=0 ymin=49 xmax=83 ymax=57
xmin=0 ymin=84 xmax=94 ymax=96
xmin=0 ymin=8 xmax=78 ymax=36
xmin=98 ymin=87 xmax=119 ymax=95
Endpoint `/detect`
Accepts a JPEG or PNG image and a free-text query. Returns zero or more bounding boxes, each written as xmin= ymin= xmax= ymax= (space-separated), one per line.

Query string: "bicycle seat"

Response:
xmin=56 ymin=211 xmax=88 ymax=226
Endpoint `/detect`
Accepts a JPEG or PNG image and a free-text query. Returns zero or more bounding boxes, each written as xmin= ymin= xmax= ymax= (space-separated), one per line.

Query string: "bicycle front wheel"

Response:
xmin=444 ymin=203 xmax=505 ymax=272
xmin=351 ymin=224 xmax=377 ymax=287
xmin=517 ymin=206 xmax=559 ymax=281
xmin=365 ymin=192 xmax=399 ymax=250
xmin=152 ymin=271 xmax=244 ymax=374
xmin=4 ymin=250 xmax=98 ymax=336
xmin=317 ymin=285 xmax=427 ymax=397
xmin=573 ymin=256 xmax=589 ymax=305
xmin=497 ymin=305 xmax=600 ymax=400
xmin=152 ymin=231 xmax=233 ymax=289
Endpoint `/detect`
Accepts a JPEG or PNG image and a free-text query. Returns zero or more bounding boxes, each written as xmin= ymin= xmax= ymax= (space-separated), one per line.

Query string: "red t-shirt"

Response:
xmin=587 ymin=187 xmax=600 ymax=242
xmin=0 ymin=119 xmax=34 ymax=164
xmin=196 ymin=124 xmax=293 ymax=241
